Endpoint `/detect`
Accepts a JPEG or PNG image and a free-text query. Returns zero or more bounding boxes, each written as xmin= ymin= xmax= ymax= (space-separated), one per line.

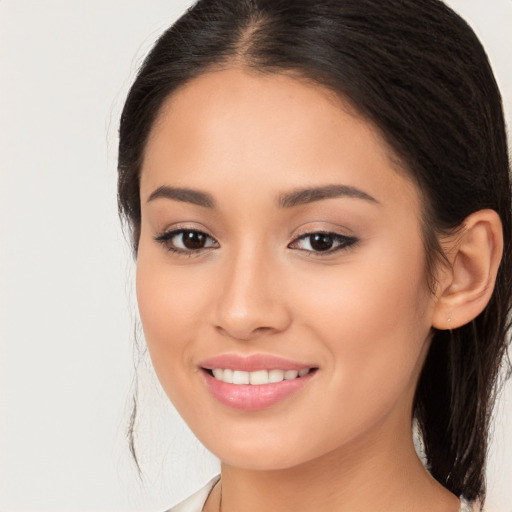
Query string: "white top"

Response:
xmin=165 ymin=475 xmax=475 ymax=512
xmin=166 ymin=476 xmax=220 ymax=512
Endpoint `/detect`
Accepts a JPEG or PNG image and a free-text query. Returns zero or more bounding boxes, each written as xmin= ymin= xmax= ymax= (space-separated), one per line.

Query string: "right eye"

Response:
xmin=154 ymin=229 xmax=219 ymax=254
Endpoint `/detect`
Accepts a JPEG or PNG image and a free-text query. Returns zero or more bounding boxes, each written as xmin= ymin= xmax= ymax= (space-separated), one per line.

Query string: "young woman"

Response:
xmin=117 ymin=1 xmax=511 ymax=511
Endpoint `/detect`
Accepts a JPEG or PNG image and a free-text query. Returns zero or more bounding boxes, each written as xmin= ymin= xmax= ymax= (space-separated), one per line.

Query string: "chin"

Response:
xmin=202 ymin=433 xmax=324 ymax=472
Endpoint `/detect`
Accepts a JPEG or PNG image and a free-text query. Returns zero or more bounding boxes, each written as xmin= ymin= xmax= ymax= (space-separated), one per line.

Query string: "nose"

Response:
xmin=212 ymin=249 xmax=292 ymax=341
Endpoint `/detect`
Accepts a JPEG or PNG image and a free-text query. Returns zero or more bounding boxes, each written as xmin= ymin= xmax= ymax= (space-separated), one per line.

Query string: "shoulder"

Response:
xmin=164 ymin=475 xmax=221 ymax=512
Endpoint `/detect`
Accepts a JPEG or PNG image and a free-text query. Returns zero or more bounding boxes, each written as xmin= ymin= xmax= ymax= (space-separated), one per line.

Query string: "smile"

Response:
xmin=210 ymin=368 xmax=311 ymax=385
xmin=200 ymin=354 xmax=318 ymax=410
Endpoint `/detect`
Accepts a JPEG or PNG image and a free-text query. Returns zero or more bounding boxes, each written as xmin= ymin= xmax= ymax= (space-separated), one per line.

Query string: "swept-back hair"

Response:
xmin=118 ymin=0 xmax=512 ymax=502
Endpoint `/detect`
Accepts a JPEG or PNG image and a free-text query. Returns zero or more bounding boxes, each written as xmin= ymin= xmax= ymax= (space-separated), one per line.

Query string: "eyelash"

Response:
xmin=154 ymin=229 xmax=359 ymax=257
xmin=154 ymin=229 xmax=219 ymax=256
xmin=288 ymin=231 xmax=359 ymax=255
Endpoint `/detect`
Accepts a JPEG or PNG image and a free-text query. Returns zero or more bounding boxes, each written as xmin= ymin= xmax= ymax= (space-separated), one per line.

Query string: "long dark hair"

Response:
xmin=117 ymin=0 xmax=512 ymax=503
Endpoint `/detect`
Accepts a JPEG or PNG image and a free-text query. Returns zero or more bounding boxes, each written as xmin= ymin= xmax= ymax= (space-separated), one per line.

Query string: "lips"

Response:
xmin=199 ymin=354 xmax=317 ymax=410
xmin=200 ymin=353 xmax=314 ymax=372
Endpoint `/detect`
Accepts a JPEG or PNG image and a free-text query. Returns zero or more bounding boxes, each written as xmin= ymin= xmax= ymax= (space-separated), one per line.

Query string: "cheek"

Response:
xmin=294 ymin=239 xmax=433 ymax=405
xmin=136 ymin=259 xmax=212 ymax=419
xmin=135 ymin=248 xmax=205 ymax=386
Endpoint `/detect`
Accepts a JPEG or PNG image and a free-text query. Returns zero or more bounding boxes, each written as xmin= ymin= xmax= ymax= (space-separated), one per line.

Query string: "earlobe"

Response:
xmin=432 ymin=209 xmax=503 ymax=330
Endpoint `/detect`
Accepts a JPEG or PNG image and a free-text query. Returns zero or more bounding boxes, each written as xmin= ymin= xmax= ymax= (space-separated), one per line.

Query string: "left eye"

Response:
xmin=289 ymin=232 xmax=358 ymax=253
xmin=155 ymin=229 xmax=219 ymax=253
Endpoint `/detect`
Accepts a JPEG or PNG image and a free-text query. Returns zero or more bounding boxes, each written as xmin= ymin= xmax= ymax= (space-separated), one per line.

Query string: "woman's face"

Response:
xmin=137 ymin=69 xmax=436 ymax=470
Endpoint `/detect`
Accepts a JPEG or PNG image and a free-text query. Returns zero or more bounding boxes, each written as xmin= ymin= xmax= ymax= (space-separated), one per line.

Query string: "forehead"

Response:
xmin=146 ymin=68 xmax=379 ymax=159
xmin=140 ymin=68 xmax=418 ymax=212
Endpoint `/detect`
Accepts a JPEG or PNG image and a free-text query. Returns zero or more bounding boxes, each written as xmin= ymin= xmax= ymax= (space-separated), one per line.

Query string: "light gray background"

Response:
xmin=0 ymin=1 xmax=511 ymax=511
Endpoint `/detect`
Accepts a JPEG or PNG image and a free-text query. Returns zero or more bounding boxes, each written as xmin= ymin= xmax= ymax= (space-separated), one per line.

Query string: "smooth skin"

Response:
xmin=136 ymin=69 xmax=502 ymax=512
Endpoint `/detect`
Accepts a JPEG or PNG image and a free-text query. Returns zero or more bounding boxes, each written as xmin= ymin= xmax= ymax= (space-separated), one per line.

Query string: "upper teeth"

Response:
xmin=211 ymin=368 xmax=310 ymax=385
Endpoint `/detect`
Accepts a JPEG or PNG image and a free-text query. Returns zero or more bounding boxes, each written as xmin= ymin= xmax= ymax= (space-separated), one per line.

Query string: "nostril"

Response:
xmin=214 ymin=323 xmax=282 ymax=342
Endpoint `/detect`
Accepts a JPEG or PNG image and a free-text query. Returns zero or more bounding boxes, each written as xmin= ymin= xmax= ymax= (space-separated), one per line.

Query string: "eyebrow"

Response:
xmin=278 ymin=184 xmax=378 ymax=208
xmin=146 ymin=183 xmax=378 ymax=209
xmin=147 ymin=186 xmax=215 ymax=208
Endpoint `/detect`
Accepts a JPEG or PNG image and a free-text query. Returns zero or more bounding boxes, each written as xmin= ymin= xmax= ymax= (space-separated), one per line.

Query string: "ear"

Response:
xmin=432 ymin=209 xmax=503 ymax=330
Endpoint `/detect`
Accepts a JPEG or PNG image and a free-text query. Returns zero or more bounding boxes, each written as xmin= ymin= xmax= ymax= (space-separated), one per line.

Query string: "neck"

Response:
xmin=215 ymin=418 xmax=459 ymax=512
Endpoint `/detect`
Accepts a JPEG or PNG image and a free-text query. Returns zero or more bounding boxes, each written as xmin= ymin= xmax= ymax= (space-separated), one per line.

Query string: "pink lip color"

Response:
xmin=199 ymin=354 xmax=316 ymax=411
xmin=203 ymin=371 xmax=314 ymax=410
xmin=200 ymin=354 xmax=311 ymax=372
